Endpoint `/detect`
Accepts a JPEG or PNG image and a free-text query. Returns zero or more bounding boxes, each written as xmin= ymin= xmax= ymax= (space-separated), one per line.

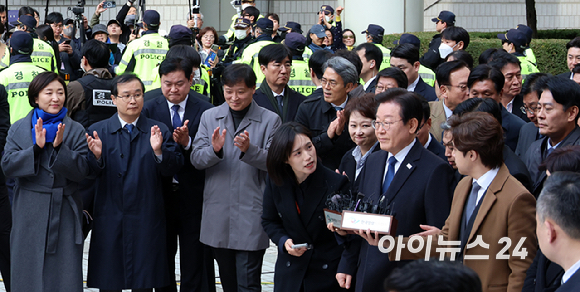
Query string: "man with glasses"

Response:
xmin=515 ymin=73 xmax=549 ymax=158
xmin=336 ymin=88 xmax=454 ymax=291
xmin=85 ymin=73 xmax=184 ymax=291
xmin=295 ymin=56 xmax=357 ymax=170
xmin=524 ymin=76 xmax=580 ymax=196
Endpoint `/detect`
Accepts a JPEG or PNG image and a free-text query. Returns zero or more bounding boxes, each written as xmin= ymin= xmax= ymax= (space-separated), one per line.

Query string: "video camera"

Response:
xmin=70 ymin=0 xmax=85 ymax=16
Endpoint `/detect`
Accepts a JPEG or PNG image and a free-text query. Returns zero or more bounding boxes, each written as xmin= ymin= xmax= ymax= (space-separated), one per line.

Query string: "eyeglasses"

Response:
xmin=520 ymin=105 xmax=538 ymax=115
xmin=202 ymin=35 xmax=215 ymax=40
xmin=343 ymin=35 xmax=355 ymax=39
xmin=371 ymin=119 xmax=402 ymax=130
xmin=117 ymin=93 xmax=143 ymax=102
xmin=321 ymin=78 xmax=339 ymax=88
xmin=445 ymin=84 xmax=468 ymax=92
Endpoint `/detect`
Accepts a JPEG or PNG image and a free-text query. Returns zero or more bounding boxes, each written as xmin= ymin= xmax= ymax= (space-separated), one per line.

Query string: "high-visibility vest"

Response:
xmin=117 ymin=33 xmax=169 ymax=92
xmin=419 ymin=65 xmax=436 ymax=87
xmin=1 ymin=39 xmax=58 ymax=72
xmin=235 ymin=40 xmax=275 ymax=88
xmin=288 ymin=59 xmax=316 ymax=96
xmin=374 ymin=44 xmax=391 ymax=70
xmin=0 ymin=62 xmax=46 ymax=123
xmin=517 ymin=55 xmax=540 ymax=82
xmin=192 ymin=65 xmax=211 ymax=98
xmin=524 ymin=47 xmax=536 ymax=66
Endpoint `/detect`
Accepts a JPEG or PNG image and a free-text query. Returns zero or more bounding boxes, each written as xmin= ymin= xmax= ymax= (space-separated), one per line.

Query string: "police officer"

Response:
xmin=394 ymin=33 xmax=436 ymax=87
xmin=284 ymin=32 xmax=316 ymax=96
xmin=235 ymin=18 xmax=275 ymax=88
xmin=1 ymin=15 xmax=58 ymax=73
xmin=497 ymin=29 xmax=540 ymax=80
xmin=361 ymin=24 xmax=391 ymax=70
xmin=223 ymin=0 xmax=262 ymax=41
xmin=277 ymin=21 xmax=302 ymax=40
xmin=117 ymin=10 xmax=169 ymax=92
xmin=516 ymin=24 xmax=537 ymax=66
xmin=222 ymin=18 xmax=254 ymax=65
xmin=0 ymin=31 xmax=46 ymax=124
xmin=65 ymin=39 xmax=116 ymax=128
xmin=421 ymin=10 xmax=455 ymax=71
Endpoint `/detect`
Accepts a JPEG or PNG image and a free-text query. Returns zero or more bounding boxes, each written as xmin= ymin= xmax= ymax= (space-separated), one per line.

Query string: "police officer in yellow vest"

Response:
xmin=0 ymin=31 xmax=46 ymax=123
xmin=283 ymin=32 xmax=316 ymax=96
xmin=1 ymin=15 xmax=58 ymax=73
xmin=192 ymin=65 xmax=211 ymax=97
xmin=516 ymin=24 xmax=537 ymax=66
xmin=498 ymin=29 xmax=539 ymax=81
xmin=117 ymin=10 xmax=169 ymax=92
xmin=224 ymin=0 xmax=263 ymax=41
xmin=362 ymin=24 xmax=390 ymax=70
xmin=394 ymin=33 xmax=436 ymax=87
xmin=235 ymin=18 xmax=275 ymax=88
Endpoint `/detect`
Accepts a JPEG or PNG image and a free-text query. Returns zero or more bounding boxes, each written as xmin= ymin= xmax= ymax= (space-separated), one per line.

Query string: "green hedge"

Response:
xmin=383 ymin=33 xmax=570 ymax=75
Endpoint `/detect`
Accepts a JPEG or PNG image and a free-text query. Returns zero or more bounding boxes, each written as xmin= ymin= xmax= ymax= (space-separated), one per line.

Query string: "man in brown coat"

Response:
xmin=361 ymin=112 xmax=537 ymax=292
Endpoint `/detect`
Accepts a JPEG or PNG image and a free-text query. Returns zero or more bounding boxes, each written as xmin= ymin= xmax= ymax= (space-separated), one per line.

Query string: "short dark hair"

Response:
xmin=36 ymin=24 xmax=55 ymax=42
xmin=566 ymin=37 xmax=580 ymax=51
xmin=538 ymin=171 xmax=580 ymax=239
xmin=377 ymin=67 xmax=408 ymax=89
xmin=342 ymin=29 xmax=356 ymax=44
xmin=159 ymin=57 xmax=194 ymax=80
xmin=446 ymin=50 xmax=474 ymax=69
xmin=258 ymin=44 xmax=292 ymax=66
xmin=266 ymin=13 xmax=279 ymax=23
xmin=18 ymin=6 xmax=35 ymax=16
xmin=267 ymin=122 xmax=313 ymax=186
xmin=453 ymin=97 xmax=503 ymax=125
xmin=521 ymin=72 xmax=550 ymax=97
xmin=478 ymin=48 xmax=500 ymax=65
xmin=538 ymin=76 xmax=580 ymax=123
xmin=375 ymin=88 xmax=423 ymax=133
xmin=467 ymin=65 xmax=505 ymax=94
xmin=81 ymin=39 xmax=110 ymax=68
xmin=344 ymin=93 xmax=377 ymax=122
xmin=45 ymin=12 xmax=64 ymax=25
xmin=441 ymin=26 xmax=470 ymax=49
xmin=540 ymin=145 xmax=580 ymax=173
xmin=355 ymin=43 xmax=383 ymax=70
xmin=166 ymin=45 xmax=201 ymax=69
xmin=488 ymin=51 xmax=521 ymax=72
xmin=222 ymin=63 xmax=256 ymax=88
xmin=28 ymin=72 xmax=67 ymax=108
xmin=436 ymin=60 xmax=469 ymax=87
xmin=384 ymin=259 xmax=482 ymax=292
xmin=334 ymin=49 xmax=363 ymax=78
xmin=390 ymin=43 xmax=419 ymax=65
xmin=308 ymin=50 xmax=333 ymax=80
xmin=242 ymin=6 xmax=260 ymax=23
xmin=449 ymin=112 xmax=504 ymax=169
xmin=111 ymin=74 xmax=145 ymax=97
xmin=0 ymin=5 xmax=6 ymax=13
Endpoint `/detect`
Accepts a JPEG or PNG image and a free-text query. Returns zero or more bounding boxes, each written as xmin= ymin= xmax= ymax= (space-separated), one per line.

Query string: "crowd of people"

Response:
xmin=1 ymin=1 xmax=580 ymax=292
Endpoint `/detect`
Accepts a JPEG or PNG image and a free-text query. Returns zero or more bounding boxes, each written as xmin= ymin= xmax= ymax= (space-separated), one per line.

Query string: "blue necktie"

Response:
xmin=463 ymin=181 xmax=480 ymax=230
xmin=335 ymin=106 xmax=343 ymax=112
xmin=125 ymin=124 xmax=134 ymax=134
xmin=381 ymin=156 xmax=397 ymax=194
xmin=172 ymin=105 xmax=182 ymax=130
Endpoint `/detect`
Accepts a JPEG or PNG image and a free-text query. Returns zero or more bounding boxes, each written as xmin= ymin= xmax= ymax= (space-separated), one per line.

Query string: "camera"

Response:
xmin=69 ymin=0 xmax=85 ymax=15
xmin=103 ymin=1 xmax=116 ymax=8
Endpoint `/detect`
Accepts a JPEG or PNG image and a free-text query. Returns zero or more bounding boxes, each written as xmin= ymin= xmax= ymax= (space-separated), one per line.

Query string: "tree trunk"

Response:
xmin=526 ymin=0 xmax=538 ymax=37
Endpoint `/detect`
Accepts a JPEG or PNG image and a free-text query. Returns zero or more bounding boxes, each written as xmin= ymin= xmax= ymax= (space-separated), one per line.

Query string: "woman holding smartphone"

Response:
xmin=197 ymin=26 xmax=222 ymax=68
xmin=262 ymin=122 xmax=349 ymax=292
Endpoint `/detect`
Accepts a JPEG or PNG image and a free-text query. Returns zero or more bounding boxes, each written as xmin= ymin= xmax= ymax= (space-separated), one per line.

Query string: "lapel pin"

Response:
xmin=406 ymin=163 xmax=412 ymax=169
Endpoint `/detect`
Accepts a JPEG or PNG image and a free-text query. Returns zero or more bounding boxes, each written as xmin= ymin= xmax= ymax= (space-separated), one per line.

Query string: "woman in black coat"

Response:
xmin=262 ymin=122 xmax=349 ymax=292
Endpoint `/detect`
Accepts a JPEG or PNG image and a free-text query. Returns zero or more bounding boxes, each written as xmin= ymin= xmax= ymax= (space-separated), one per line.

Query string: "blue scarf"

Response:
xmin=31 ymin=107 xmax=68 ymax=144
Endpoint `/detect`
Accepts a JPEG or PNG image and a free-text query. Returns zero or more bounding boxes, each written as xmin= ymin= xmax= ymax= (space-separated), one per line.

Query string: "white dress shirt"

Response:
xmin=472 ymin=167 xmax=500 ymax=205
xmin=382 ymin=139 xmax=416 ymax=184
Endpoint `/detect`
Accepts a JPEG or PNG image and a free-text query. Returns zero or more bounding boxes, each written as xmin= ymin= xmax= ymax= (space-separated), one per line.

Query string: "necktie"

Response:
xmin=125 ymin=124 xmax=134 ymax=134
xmin=276 ymin=95 xmax=283 ymax=112
xmin=463 ymin=181 xmax=480 ymax=229
xmin=335 ymin=106 xmax=343 ymax=112
xmin=381 ymin=156 xmax=397 ymax=194
xmin=172 ymin=104 xmax=182 ymax=130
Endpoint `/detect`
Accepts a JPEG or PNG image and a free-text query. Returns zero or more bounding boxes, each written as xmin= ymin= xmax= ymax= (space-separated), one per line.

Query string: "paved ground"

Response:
xmin=0 ymin=232 xmax=278 ymax=292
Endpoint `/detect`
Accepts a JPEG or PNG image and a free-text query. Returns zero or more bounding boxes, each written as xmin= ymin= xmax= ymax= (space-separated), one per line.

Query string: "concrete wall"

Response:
xmin=423 ymin=0 xmax=580 ymax=32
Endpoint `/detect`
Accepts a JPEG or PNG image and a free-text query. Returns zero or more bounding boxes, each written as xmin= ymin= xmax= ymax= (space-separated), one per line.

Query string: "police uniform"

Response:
xmin=66 ymin=68 xmax=116 ymax=128
xmin=116 ymin=10 xmax=169 ymax=92
xmin=235 ymin=18 xmax=275 ymax=88
xmin=192 ymin=65 xmax=211 ymax=98
xmin=222 ymin=18 xmax=254 ymax=64
xmin=394 ymin=33 xmax=435 ymax=86
xmin=284 ymin=32 xmax=316 ymax=96
xmin=516 ymin=24 xmax=537 ymax=66
xmin=225 ymin=13 xmax=264 ymax=41
xmin=524 ymin=48 xmax=536 ymax=66
xmin=517 ymin=55 xmax=540 ymax=81
xmin=362 ymin=25 xmax=391 ymax=70
xmin=498 ymin=29 xmax=540 ymax=81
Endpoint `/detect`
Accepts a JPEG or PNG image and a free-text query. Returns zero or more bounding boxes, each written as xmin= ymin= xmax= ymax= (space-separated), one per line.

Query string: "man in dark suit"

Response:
xmin=516 ymin=73 xmax=548 ymax=158
xmin=142 ymin=57 xmax=214 ymax=292
xmin=355 ymin=43 xmax=382 ymax=94
xmin=489 ymin=52 xmax=530 ymax=122
xmin=467 ymin=64 xmax=525 ymax=152
xmin=525 ymin=76 xmax=580 ymax=196
xmin=557 ymin=37 xmax=580 ymax=80
xmin=390 ymin=44 xmax=438 ymax=101
xmin=536 ymin=172 xmax=580 ymax=292
xmin=295 ymin=56 xmax=357 ymax=170
xmin=335 ymin=89 xmax=454 ymax=291
xmin=253 ymin=43 xmax=306 ymax=122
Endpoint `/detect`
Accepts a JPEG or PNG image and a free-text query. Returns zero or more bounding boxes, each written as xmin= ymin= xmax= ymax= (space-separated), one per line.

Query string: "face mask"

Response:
xmin=241 ymin=3 xmax=251 ymax=10
xmin=325 ymin=16 xmax=332 ymax=23
xmin=80 ymin=61 xmax=86 ymax=73
xmin=63 ymin=27 xmax=74 ymax=37
xmin=234 ymin=29 xmax=247 ymax=40
xmin=438 ymin=43 xmax=457 ymax=59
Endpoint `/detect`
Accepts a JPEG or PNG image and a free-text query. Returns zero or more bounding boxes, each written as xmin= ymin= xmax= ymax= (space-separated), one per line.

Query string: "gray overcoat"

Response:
xmin=1 ymin=111 xmax=89 ymax=292
xmin=191 ymin=101 xmax=281 ymax=251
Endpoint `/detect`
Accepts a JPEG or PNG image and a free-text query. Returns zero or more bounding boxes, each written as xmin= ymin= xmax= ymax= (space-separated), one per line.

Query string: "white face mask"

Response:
xmin=241 ymin=3 xmax=251 ymax=10
xmin=325 ymin=16 xmax=332 ymax=23
xmin=234 ymin=29 xmax=248 ymax=40
xmin=438 ymin=42 xmax=457 ymax=59
xmin=80 ymin=61 xmax=86 ymax=73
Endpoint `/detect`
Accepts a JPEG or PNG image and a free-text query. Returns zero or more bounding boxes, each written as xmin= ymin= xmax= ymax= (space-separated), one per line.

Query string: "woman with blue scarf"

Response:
xmin=1 ymin=72 xmax=89 ymax=291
